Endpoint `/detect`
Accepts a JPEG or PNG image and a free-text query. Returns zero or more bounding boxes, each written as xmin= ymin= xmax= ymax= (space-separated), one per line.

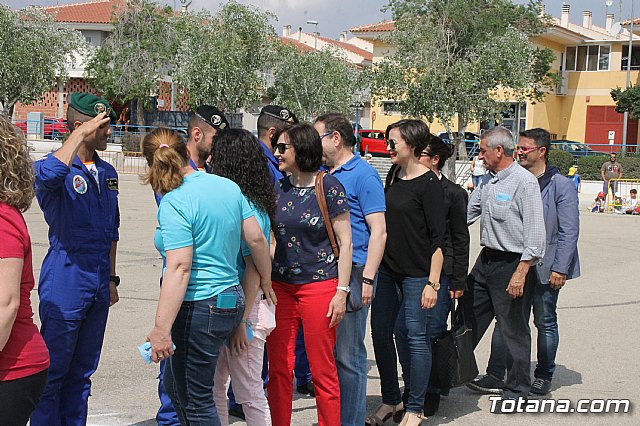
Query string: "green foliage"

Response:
xmin=570 ymin=155 xmax=640 ymax=180
xmin=173 ymin=1 xmax=276 ymax=111
xmin=269 ymin=44 xmax=365 ymax=122
xmin=548 ymin=149 xmax=573 ymax=175
xmin=0 ymin=5 xmax=87 ymax=115
xmin=85 ymin=0 xmax=179 ymax=108
xmin=373 ymin=0 xmax=556 ymax=177
xmin=611 ymin=85 xmax=640 ymax=119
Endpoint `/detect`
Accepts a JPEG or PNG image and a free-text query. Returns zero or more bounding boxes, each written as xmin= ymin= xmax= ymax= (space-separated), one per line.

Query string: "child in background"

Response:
xmin=590 ymin=192 xmax=606 ymax=213
xmin=568 ymin=165 xmax=581 ymax=193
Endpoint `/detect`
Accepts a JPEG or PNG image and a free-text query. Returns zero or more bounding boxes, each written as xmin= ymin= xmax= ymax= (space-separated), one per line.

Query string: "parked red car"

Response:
xmin=15 ymin=117 xmax=69 ymax=140
xmin=358 ymin=129 xmax=387 ymax=156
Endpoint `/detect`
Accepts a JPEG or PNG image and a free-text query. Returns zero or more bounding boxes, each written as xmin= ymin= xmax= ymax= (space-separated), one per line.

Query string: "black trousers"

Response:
xmin=464 ymin=248 xmax=534 ymax=399
xmin=0 ymin=368 xmax=48 ymax=426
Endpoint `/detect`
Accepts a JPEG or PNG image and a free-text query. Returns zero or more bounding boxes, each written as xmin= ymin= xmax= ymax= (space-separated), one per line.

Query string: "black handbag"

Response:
xmin=430 ymin=298 xmax=478 ymax=389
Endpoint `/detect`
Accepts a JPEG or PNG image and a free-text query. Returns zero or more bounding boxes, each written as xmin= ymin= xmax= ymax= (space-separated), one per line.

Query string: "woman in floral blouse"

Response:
xmin=267 ymin=123 xmax=352 ymax=426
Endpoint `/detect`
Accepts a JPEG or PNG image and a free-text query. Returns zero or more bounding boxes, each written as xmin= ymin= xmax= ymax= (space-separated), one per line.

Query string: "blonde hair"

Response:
xmin=141 ymin=128 xmax=188 ymax=194
xmin=0 ymin=115 xmax=35 ymax=212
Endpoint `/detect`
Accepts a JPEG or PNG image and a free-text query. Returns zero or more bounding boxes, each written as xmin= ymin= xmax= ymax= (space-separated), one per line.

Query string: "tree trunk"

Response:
xmin=135 ymin=98 xmax=146 ymax=128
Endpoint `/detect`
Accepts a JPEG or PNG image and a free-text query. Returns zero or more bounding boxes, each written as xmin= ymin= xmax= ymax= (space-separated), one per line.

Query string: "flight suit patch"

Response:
xmin=107 ymin=178 xmax=118 ymax=191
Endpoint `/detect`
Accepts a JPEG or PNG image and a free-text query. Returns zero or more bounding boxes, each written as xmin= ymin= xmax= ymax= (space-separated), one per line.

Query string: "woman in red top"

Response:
xmin=0 ymin=115 xmax=50 ymax=426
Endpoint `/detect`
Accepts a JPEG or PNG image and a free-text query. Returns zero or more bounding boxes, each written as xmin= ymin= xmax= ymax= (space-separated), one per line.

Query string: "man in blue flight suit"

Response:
xmin=154 ymin=105 xmax=229 ymax=426
xmin=31 ymin=93 xmax=120 ymax=426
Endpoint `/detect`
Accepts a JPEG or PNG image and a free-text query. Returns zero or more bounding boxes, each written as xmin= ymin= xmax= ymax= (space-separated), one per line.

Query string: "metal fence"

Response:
xmin=604 ymin=178 xmax=640 ymax=214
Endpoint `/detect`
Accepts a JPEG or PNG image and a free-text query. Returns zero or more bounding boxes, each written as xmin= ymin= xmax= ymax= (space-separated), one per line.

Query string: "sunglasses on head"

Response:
xmin=274 ymin=143 xmax=292 ymax=154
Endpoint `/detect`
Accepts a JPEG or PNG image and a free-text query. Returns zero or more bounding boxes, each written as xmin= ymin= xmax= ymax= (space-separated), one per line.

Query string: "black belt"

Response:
xmin=484 ymin=247 xmax=521 ymax=258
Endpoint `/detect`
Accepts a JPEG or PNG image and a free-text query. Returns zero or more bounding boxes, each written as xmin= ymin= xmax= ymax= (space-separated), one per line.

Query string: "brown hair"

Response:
xmin=141 ymin=128 xmax=188 ymax=194
xmin=0 ymin=115 xmax=35 ymax=212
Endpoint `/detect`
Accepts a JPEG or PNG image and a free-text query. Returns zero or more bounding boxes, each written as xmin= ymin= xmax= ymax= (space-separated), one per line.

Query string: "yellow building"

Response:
xmin=350 ymin=4 xmax=640 ymax=153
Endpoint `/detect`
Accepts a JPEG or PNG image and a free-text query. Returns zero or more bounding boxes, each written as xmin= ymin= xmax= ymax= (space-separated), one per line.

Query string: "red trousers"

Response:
xmin=267 ymin=279 xmax=340 ymax=426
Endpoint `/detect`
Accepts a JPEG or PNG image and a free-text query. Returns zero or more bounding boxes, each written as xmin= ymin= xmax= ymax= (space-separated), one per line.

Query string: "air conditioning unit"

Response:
xmin=555 ymin=71 xmax=568 ymax=96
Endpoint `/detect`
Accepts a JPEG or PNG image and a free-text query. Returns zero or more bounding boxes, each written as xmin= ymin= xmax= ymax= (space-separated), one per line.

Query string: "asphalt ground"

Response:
xmin=23 ymin=174 xmax=640 ymax=425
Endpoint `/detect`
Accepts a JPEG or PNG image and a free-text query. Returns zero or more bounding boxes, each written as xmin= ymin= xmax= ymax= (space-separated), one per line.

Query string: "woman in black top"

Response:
xmin=395 ymin=134 xmax=471 ymax=416
xmin=366 ymin=120 xmax=445 ymax=426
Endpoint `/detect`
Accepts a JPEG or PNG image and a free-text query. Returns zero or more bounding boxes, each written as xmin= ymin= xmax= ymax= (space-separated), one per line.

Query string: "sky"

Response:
xmin=4 ymin=0 xmax=639 ymax=38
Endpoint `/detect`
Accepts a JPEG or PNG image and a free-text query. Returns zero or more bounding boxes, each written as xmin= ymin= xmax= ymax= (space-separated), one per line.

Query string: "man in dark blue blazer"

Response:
xmin=467 ymin=128 xmax=580 ymax=398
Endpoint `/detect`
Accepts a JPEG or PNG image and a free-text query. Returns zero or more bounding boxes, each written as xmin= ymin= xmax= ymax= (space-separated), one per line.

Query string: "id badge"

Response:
xmin=216 ymin=292 xmax=237 ymax=309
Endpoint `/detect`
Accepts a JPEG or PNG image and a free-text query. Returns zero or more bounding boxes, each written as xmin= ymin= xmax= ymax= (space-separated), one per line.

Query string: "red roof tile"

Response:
xmin=43 ymin=0 xmax=122 ymax=24
xmin=279 ymin=37 xmax=315 ymax=53
xmin=350 ymin=20 xmax=396 ymax=33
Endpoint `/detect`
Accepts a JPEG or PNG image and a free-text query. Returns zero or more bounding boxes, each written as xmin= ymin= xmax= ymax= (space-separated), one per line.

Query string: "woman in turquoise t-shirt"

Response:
xmin=209 ymin=129 xmax=277 ymax=426
xmin=141 ymin=128 xmax=272 ymax=425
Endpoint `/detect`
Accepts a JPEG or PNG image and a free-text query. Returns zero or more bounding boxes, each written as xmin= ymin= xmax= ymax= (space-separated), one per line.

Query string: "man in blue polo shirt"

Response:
xmin=314 ymin=113 xmax=387 ymax=426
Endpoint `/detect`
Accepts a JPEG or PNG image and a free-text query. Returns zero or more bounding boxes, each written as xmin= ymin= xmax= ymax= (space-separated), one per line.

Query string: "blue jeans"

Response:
xmin=395 ymin=276 xmax=450 ymax=396
xmin=371 ymin=265 xmax=434 ymax=414
xmin=335 ymin=268 xmax=375 ymax=426
xmin=487 ymin=282 xmax=560 ymax=382
xmin=164 ymin=286 xmax=245 ymax=425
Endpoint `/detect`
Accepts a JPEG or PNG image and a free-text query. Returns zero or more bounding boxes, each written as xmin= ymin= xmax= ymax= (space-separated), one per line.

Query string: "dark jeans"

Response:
xmin=464 ymin=248 xmax=534 ymax=399
xmin=164 ymin=286 xmax=245 ymax=425
xmin=0 ymin=369 xmax=48 ymax=426
xmin=371 ymin=265 xmax=433 ymax=413
xmin=487 ymin=282 xmax=560 ymax=382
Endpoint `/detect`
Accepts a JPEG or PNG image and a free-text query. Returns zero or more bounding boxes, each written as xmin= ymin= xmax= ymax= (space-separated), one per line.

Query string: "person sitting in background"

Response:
xmin=0 ymin=114 xmax=50 ymax=426
xmin=625 ymin=188 xmax=639 ymax=214
xmin=590 ymin=192 xmax=606 ymax=213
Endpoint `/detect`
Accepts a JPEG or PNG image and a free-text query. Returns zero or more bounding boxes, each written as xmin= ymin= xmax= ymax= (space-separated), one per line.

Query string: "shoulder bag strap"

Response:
xmin=314 ymin=171 xmax=340 ymax=260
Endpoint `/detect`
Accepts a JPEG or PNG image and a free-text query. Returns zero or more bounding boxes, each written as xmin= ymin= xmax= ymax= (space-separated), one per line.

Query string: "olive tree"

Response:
xmin=373 ymin=0 xmax=557 ymax=178
xmin=0 ymin=5 xmax=86 ymax=116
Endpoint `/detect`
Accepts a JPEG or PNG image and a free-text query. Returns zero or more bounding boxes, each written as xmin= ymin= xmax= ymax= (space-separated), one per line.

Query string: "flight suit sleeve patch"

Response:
xmin=107 ymin=178 xmax=119 ymax=191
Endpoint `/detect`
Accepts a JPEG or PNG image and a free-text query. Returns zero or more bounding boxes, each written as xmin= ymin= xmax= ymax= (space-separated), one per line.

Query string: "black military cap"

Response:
xmin=195 ymin=105 xmax=229 ymax=130
xmin=260 ymin=105 xmax=298 ymax=124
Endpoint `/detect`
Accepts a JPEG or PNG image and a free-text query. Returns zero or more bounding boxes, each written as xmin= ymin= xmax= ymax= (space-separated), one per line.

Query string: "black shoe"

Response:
xmin=296 ymin=381 xmax=315 ymax=397
xmin=228 ymin=405 xmax=245 ymax=420
xmin=439 ymin=387 xmax=450 ymax=397
xmin=466 ymin=374 xmax=504 ymax=395
xmin=423 ymin=392 xmax=440 ymax=416
xmin=529 ymin=378 xmax=552 ymax=396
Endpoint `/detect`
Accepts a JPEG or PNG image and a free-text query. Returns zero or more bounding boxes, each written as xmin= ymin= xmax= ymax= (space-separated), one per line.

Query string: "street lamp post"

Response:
xmin=622 ymin=0 xmax=634 ymax=156
xmin=306 ymin=20 xmax=319 ymax=50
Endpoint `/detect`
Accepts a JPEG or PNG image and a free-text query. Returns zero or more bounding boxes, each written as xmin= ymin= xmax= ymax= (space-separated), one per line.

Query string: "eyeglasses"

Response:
xmin=420 ymin=151 xmax=433 ymax=157
xmin=515 ymin=145 xmax=542 ymax=153
xmin=319 ymin=131 xmax=335 ymax=139
xmin=274 ymin=143 xmax=292 ymax=154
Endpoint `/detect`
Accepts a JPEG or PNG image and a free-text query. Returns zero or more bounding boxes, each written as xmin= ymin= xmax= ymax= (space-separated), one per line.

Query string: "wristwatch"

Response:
xmin=336 ymin=285 xmax=350 ymax=293
xmin=110 ymin=275 xmax=121 ymax=287
xmin=428 ymin=281 xmax=440 ymax=291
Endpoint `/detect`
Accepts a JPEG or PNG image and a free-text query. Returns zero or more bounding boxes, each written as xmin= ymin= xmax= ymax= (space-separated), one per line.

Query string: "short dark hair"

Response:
xmin=257 ymin=113 xmax=290 ymax=138
xmin=187 ymin=114 xmax=212 ymax=137
xmin=425 ymin=134 xmax=454 ymax=170
xmin=279 ymin=124 xmax=323 ymax=172
xmin=631 ymin=188 xmax=637 ymax=194
xmin=66 ymin=106 xmax=93 ymax=133
xmin=519 ymin=128 xmax=551 ymax=159
xmin=315 ymin=113 xmax=356 ymax=147
xmin=385 ymin=119 xmax=430 ymax=157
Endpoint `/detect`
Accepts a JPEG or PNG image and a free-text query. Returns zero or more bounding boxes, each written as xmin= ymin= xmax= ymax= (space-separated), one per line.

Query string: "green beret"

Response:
xmin=68 ymin=92 xmax=117 ymax=121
